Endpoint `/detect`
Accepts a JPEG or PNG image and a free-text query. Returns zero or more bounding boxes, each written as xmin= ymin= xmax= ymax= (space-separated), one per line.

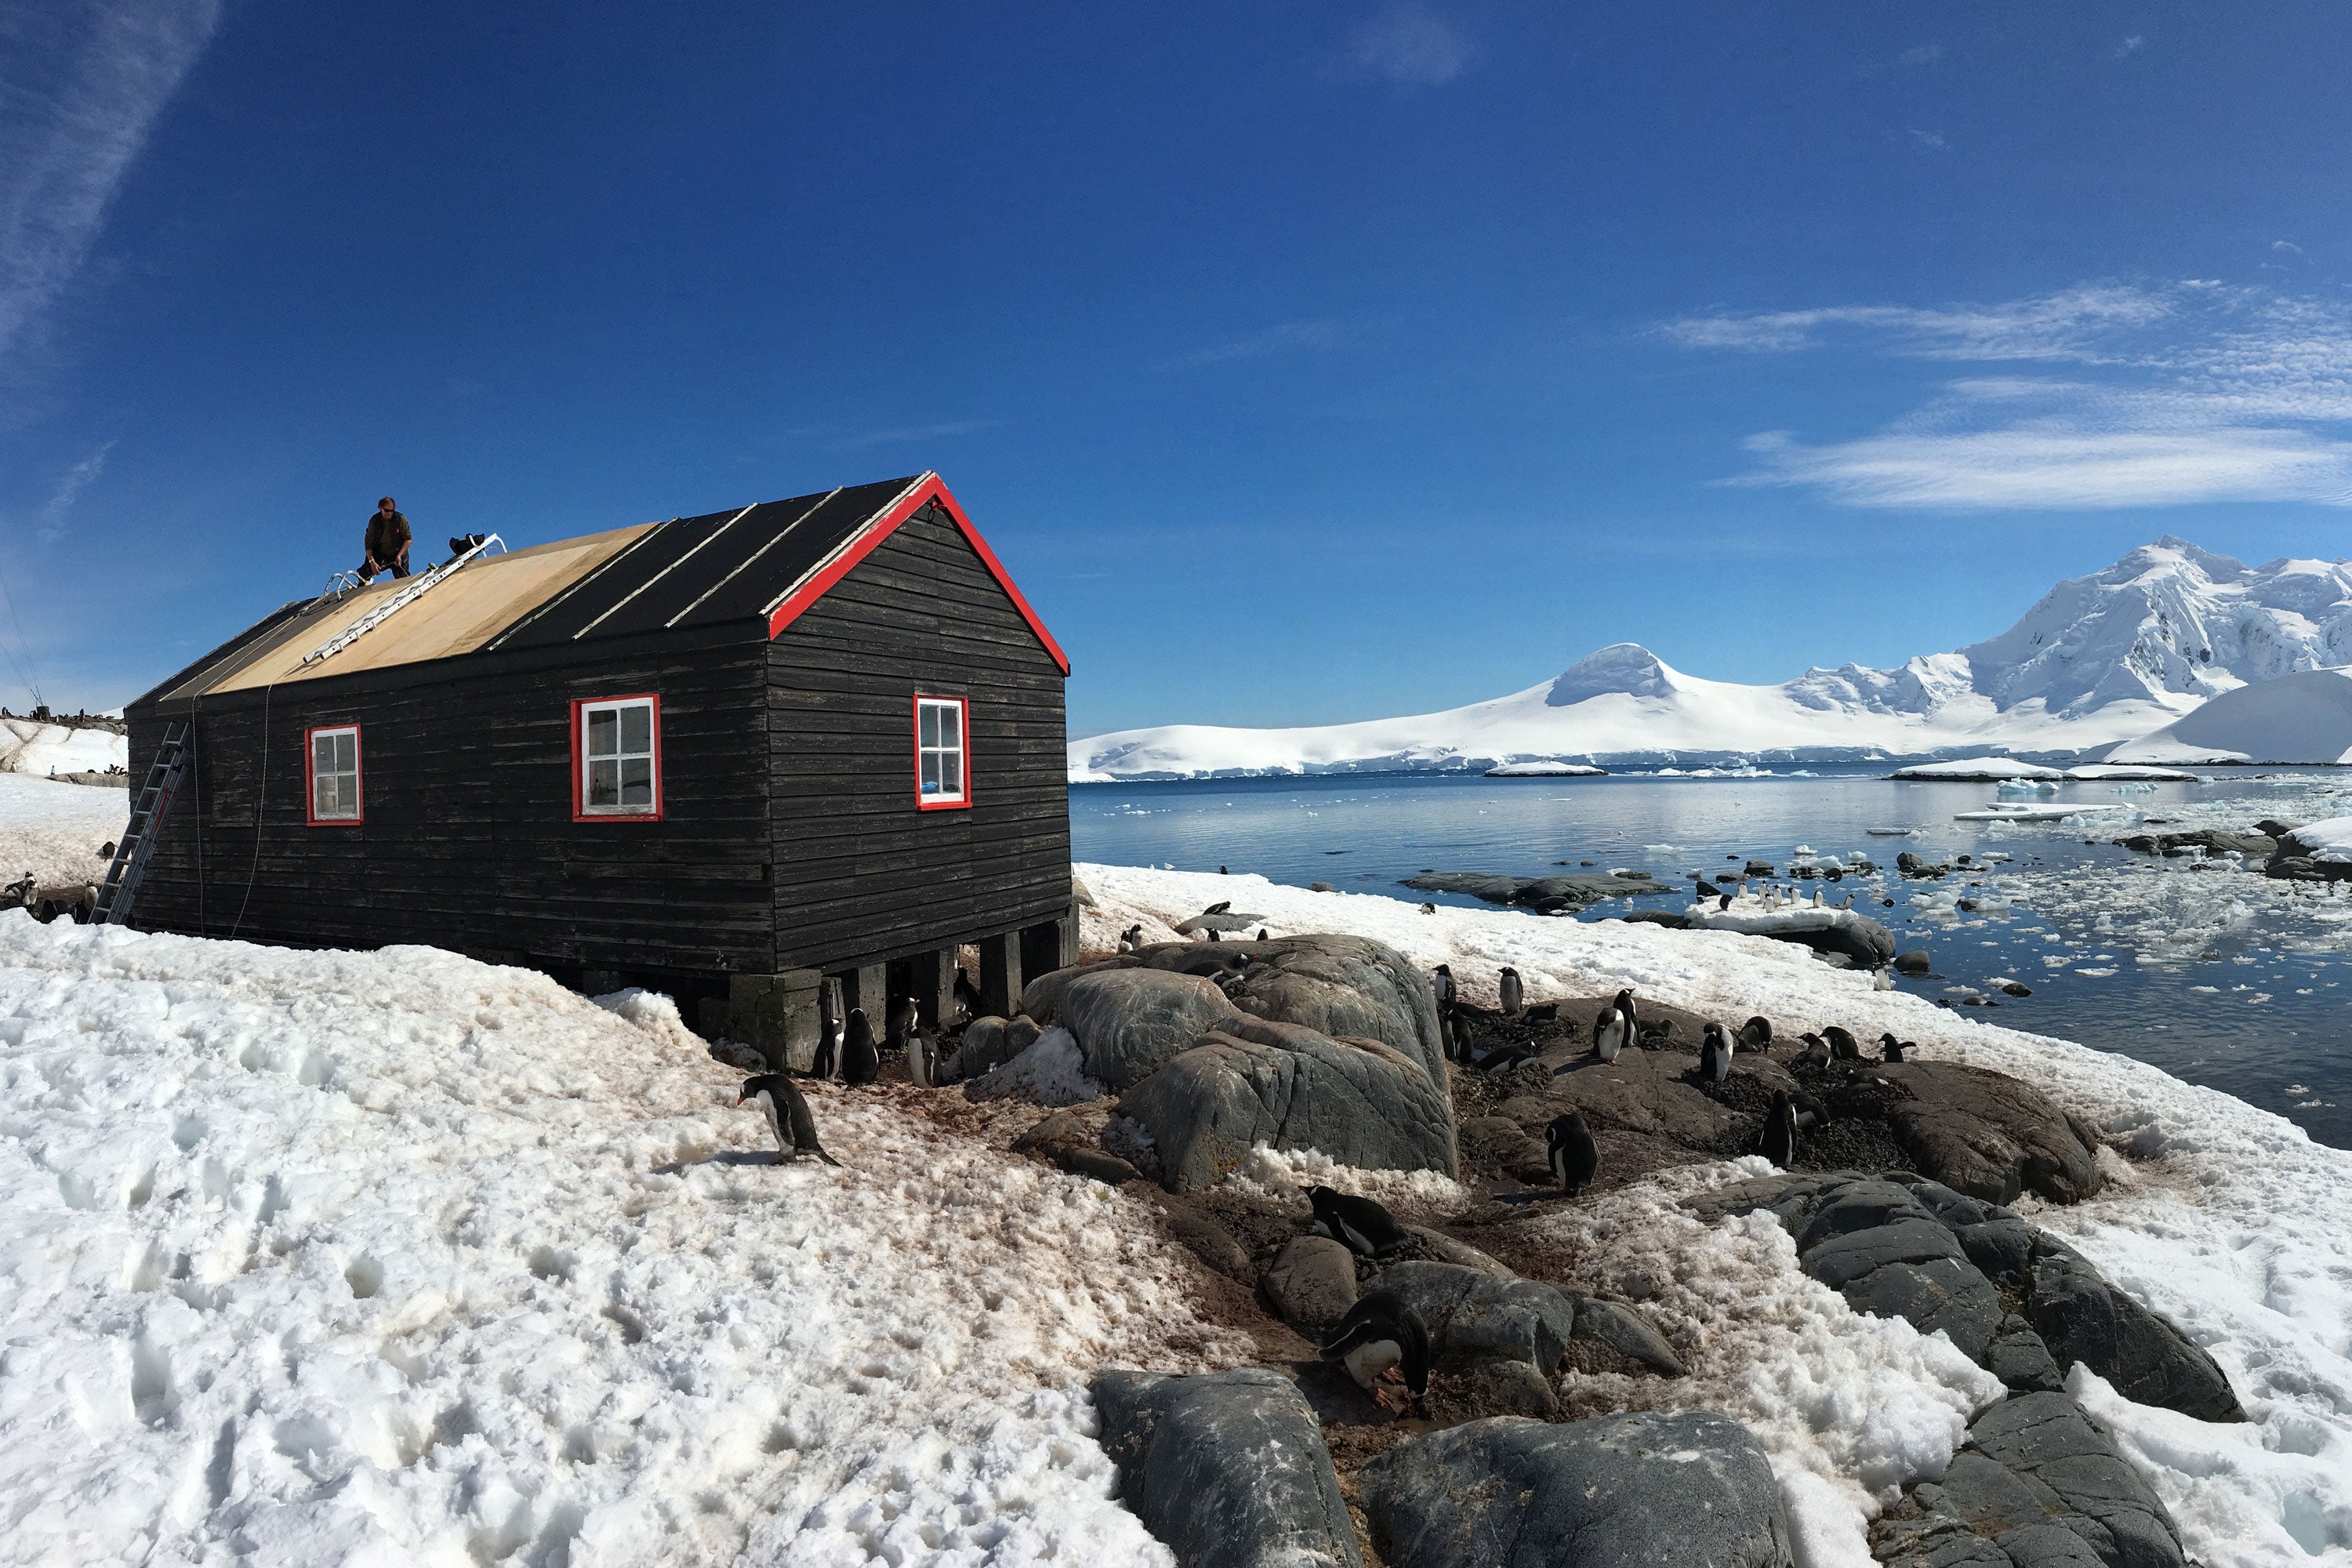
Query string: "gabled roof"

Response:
xmin=141 ymin=473 xmax=1066 ymax=706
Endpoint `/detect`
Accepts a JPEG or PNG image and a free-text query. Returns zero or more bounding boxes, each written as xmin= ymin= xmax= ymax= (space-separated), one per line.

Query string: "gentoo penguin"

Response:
xmin=1612 ymin=987 xmax=1639 ymax=1033
xmin=1835 ymin=893 xmax=1856 ymax=910
xmin=1699 ymin=1022 xmax=1733 ymax=1082
xmin=1824 ymin=1025 xmax=1862 ymax=1062
xmin=1637 ymin=1016 xmax=1678 ymax=1048
xmin=1307 ymin=1185 xmax=1411 ymax=1259
xmin=1419 ymin=902 xmax=1438 ymax=915
xmin=1498 ymin=967 xmax=1523 ymax=1018
xmin=1757 ymin=1090 xmax=1798 ymax=1167
xmin=1118 ymin=922 xmax=1145 ymax=953
xmin=907 ymin=1026 xmax=934 ymax=1089
xmin=736 ymin=1074 xmax=842 ymax=1166
xmin=1319 ymin=1290 xmax=1430 ymax=1413
xmin=810 ymin=996 xmax=840 ymax=1081
xmin=1447 ymin=1007 xmax=1474 ymax=1062
xmin=1789 ymin=1084 xmax=1831 ymax=1131
xmin=1204 ymin=899 xmax=1232 ymax=916
xmin=1592 ymin=1005 xmax=1624 ymax=1062
xmin=885 ymin=993 xmax=916 ymax=1054
xmin=1432 ymin=964 xmax=1457 ymax=1021
xmin=1548 ymin=1111 xmax=1599 ymax=1194
xmin=1737 ymin=1015 xmax=1773 ymax=1052
xmin=1801 ymin=1032 xmax=1831 ymax=1068
xmin=1879 ymin=1033 xmax=1908 ymax=1063
xmin=1811 ymin=887 xmax=1824 ymax=908
xmin=1718 ymin=892 xmax=1734 ymax=912
xmin=1218 ymin=865 xmax=1229 ymax=875
xmin=841 ymin=1007 xmax=880 ymax=1085
xmin=953 ymin=967 xmax=984 ymax=1021
xmin=1694 ymin=880 xmax=1722 ymax=899
xmin=1522 ymin=1000 xmax=1559 ymax=1025
xmin=1256 ymin=929 xmax=1269 ymax=942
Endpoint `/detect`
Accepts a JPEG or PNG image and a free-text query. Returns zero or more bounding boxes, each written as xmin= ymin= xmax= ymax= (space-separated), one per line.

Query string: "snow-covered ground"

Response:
xmin=2109 ymin=667 xmax=2352 ymax=765
xmin=0 ymin=773 xmax=126 ymax=888
xmin=1072 ymin=539 xmax=2352 ymax=779
xmin=1083 ymin=864 xmax=2352 ymax=1567
xmin=0 ymin=720 xmax=128 ymax=779
xmin=0 ymin=916 xmax=1250 ymax=1566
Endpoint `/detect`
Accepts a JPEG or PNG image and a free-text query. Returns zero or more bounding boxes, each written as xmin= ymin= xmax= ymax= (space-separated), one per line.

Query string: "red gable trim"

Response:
xmin=764 ymin=474 xmax=1072 ymax=674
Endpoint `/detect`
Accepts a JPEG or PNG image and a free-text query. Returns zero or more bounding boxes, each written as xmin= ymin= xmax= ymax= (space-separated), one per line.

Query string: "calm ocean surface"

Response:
xmin=1071 ymin=766 xmax=2352 ymax=1149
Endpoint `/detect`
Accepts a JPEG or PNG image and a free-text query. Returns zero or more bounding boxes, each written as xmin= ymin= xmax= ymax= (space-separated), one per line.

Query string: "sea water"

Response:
xmin=1071 ymin=765 xmax=2352 ymax=1149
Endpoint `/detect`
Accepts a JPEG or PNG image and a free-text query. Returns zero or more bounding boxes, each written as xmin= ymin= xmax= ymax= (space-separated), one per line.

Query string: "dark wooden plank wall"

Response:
xmin=127 ymin=643 xmax=777 ymax=978
xmin=767 ymin=501 xmax=1073 ymax=971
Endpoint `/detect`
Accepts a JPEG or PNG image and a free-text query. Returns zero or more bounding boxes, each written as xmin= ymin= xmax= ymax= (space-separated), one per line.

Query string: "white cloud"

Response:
xmin=1160 ymin=319 xmax=1338 ymax=370
xmin=1337 ymin=4 xmax=1474 ymax=86
xmin=0 ymin=0 xmax=223 ymax=371
xmin=1907 ymin=128 xmax=1947 ymax=151
xmin=35 ymin=439 xmax=114 ymax=540
xmin=2272 ymin=239 xmax=2304 ymax=255
xmin=1668 ymin=282 xmax=2352 ymax=510
xmin=2110 ymin=34 xmax=2147 ymax=59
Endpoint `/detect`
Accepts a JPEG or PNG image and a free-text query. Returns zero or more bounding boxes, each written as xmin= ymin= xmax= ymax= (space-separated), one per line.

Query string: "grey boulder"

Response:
xmin=1967 ymin=1393 xmax=2186 ymax=1568
xmin=1128 ymin=933 xmax=1449 ymax=1085
xmin=1359 ymin=1410 xmax=1794 ymax=1568
xmin=1058 ymin=967 xmax=1236 ymax=1091
xmin=1263 ymin=1236 xmax=1360 ymax=1329
xmin=1379 ymin=1261 xmax=1576 ymax=1374
xmin=1093 ymin=1367 xmax=1361 ymax=1568
xmin=1119 ymin=1017 xmax=1457 ymax=1192
xmin=2025 ymin=1252 xmax=2245 ymax=1422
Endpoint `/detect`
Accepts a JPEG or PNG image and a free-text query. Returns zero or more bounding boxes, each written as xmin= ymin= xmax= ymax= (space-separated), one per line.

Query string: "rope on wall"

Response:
xmin=227 ymin=683 xmax=272 ymax=940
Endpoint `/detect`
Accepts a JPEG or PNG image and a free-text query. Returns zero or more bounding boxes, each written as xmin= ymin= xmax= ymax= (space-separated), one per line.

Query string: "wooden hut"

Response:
xmin=121 ymin=473 xmax=1074 ymax=1064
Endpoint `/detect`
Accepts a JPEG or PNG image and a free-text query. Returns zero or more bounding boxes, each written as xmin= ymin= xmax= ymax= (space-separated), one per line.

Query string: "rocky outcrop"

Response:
xmin=1118 ymin=1018 xmax=1457 ymax=1192
xmin=1262 ymin=1236 xmax=1359 ymax=1329
xmin=1878 ymin=1062 xmax=2104 ymax=1204
xmin=2024 ymin=1250 xmax=2243 ymax=1422
xmin=1399 ymin=870 xmax=1668 ymax=915
xmin=1094 ymin=1368 xmax=1361 ymax=1568
xmin=1359 ymin=1410 xmax=1794 ymax=1568
xmin=1057 ymin=968 xmax=1234 ymax=1091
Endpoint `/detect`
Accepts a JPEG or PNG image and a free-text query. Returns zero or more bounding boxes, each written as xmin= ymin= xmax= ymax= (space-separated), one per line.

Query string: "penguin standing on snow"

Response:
xmin=1699 ymin=1022 xmax=1733 ymax=1082
xmin=1757 ymin=1090 xmax=1799 ymax=1167
xmin=907 ymin=1026 xmax=934 ymax=1089
xmin=1548 ymin=1111 xmax=1599 ymax=1195
xmin=1319 ymin=1290 xmax=1430 ymax=1414
xmin=1737 ymin=1016 xmax=1773 ymax=1052
xmin=841 ymin=1008 xmax=880 ymax=1085
xmin=1498 ymin=967 xmax=1523 ymax=1018
xmin=736 ymin=1075 xmax=843 ymax=1166
xmin=1307 ymin=1185 xmax=1411 ymax=1259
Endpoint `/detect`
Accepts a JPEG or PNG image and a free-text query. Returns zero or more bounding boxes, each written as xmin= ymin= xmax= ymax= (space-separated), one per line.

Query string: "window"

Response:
xmin=914 ymin=695 xmax=969 ymax=809
xmin=305 ymin=724 xmax=361 ymax=825
xmin=572 ymin=695 xmax=662 ymax=820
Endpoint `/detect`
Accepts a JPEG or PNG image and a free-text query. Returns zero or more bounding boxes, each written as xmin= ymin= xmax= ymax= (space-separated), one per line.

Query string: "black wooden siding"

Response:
xmin=123 ymin=495 xmax=1069 ymax=990
xmin=768 ymin=503 xmax=1072 ymax=971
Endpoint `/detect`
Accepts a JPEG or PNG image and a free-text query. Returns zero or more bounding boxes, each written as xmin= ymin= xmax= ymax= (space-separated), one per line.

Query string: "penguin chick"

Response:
xmin=1737 ymin=1015 xmax=1773 ymax=1052
xmin=737 ymin=1074 xmax=842 ymax=1166
xmin=1548 ymin=1111 xmax=1598 ymax=1195
xmin=1320 ymin=1290 xmax=1431 ymax=1412
xmin=1307 ymin=1185 xmax=1410 ymax=1259
xmin=841 ymin=1007 xmax=880 ymax=1085
xmin=1757 ymin=1090 xmax=1798 ymax=1167
xmin=1699 ymin=1022 xmax=1733 ymax=1082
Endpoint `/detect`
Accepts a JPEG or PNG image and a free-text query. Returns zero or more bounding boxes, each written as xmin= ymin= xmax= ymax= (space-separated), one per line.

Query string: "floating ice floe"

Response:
xmin=1887 ymin=757 xmax=2065 ymax=781
xmin=1954 ymin=802 xmax=2131 ymax=822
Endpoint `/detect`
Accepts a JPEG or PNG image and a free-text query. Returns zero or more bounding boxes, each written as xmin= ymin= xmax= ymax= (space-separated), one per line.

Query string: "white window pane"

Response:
xmin=588 ymin=709 xmax=618 ymax=759
xmin=620 ymin=703 xmax=651 ymax=755
xmin=620 ymin=757 xmax=652 ymax=806
xmin=588 ymin=758 xmax=619 ymax=807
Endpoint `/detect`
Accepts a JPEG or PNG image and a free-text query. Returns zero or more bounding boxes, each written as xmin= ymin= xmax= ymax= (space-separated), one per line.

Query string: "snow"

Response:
xmin=2281 ymin=818 xmax=2352 ymax=863
xmin=1483 ymin=759 xmax=1606 ymax=776
xmin=1070 ymin=539 xmax=2352 ymax=779
xmin=1953 ymin=802 xmax=2129 ymax=822
xmin=2063 ymin=764 xmax=2203 ymax=782
xmin=1080 ymin=863 xmax=2352 ymax=1567
xmin=1886 ymin=757 xmax=2065 ymax=780
xmin=0 ymin=916 xmax=1249 ymax=1566
xmin=2107 ymin=667 xmax=2352 ymax=765
xmin=0 ymin=720 xmax=128 ymax=779
xmin=0 ymin=774 xmax=127 ymax=888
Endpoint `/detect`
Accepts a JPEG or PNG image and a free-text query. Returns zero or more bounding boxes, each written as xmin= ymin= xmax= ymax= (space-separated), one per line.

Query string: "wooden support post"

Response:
xmin=979 ymin=930 xmax=1022 ymax=1020
xmin=1060 ymin=898 xmax=1081 ymax=967
xmin=911 ymin=946 xmax=956 ymax=1028
xmin=840 ymin=963 xmax=889 ymax=1025
xmin=728 ymin=969 xmax=823 ymax=1072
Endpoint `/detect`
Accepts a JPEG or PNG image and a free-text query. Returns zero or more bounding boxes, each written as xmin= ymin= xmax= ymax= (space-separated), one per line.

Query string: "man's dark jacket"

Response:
xmin=365 ymin=510 xmax=411 ymax=562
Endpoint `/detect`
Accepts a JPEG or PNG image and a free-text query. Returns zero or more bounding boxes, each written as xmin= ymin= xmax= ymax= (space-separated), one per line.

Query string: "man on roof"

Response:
xmin=361 ymin=496 xmax=412 ymax=582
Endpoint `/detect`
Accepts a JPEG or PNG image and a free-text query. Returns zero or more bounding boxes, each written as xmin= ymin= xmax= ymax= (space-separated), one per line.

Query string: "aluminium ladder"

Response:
xmin=300 ymin=533 xmax=503 ymax=666
xmin=93 ymin=720 xmax=191 ymax=927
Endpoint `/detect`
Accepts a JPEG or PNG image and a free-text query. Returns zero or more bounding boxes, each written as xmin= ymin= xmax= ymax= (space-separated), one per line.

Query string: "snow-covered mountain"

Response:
xmin=1070 ymin=538 xmax=2352 ymax=779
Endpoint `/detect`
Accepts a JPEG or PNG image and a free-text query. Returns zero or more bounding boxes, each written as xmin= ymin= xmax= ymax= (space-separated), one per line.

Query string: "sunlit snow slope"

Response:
xmin=1073 ymin=539 xmax=2352 ymax=779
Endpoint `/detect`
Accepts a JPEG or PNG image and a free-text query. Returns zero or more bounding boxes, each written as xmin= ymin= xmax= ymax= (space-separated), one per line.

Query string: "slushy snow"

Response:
xmin=0 ymin=773 xmax=126 ymax=888
xmin=1083 ymin=863 xmax=2352 ymax=1566
xmin=0 ymin=916 xmax=1247 ymax=1566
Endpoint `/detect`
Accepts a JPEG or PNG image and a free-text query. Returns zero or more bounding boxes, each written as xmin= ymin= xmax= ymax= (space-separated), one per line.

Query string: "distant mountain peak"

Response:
xmin=1547 ymin=642 xmax=1679 ymax=706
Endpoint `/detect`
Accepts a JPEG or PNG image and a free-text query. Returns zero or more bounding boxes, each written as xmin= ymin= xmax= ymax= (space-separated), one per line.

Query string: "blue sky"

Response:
xmin=3 ymin=3 xmax=2350 ymax=733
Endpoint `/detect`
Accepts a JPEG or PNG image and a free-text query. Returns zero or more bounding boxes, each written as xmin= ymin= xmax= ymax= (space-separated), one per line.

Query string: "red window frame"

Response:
xmin=303 ymin=723 xmax=363 ymax=826
xmin=570 ymin=693 xmax=664 ymax=822
xmin=913 ymin=693 xmax=971 ymax=811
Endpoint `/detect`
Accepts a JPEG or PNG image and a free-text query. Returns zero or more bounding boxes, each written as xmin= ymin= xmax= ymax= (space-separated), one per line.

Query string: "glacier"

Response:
xmin=1072 ymin=538 xmax=2352 ymax=779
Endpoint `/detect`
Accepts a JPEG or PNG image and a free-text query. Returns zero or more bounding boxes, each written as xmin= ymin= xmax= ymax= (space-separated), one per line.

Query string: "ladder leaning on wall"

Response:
xmin=93 ymin=719 xmax=191 ymax=927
